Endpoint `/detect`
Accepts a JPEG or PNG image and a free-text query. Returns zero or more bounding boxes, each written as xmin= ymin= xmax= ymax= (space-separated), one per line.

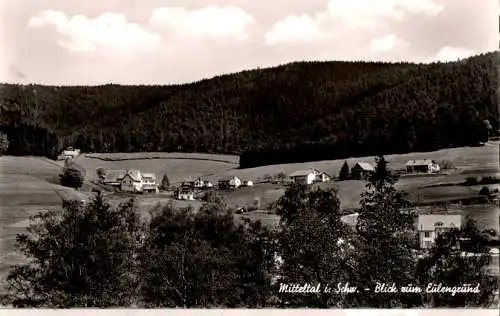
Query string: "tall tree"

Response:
xmin=159 ymin=174 xmax=170 ymax=191
xmin=338 ymin=161 xmax=350 ymax=181
xmin=96 ymin=167 xmax=106 ymax=182
xmin=0 ymin=132 xmax=9 ymax=154
xmin=274 ymin=184 xmax=358 ymax=307
xmin=354 ymin=155 xmax=420 ymax=307
xmin=2 ymin=193 xmax=144 ymax=307
xmin=139 ymin=200 xmax=274 ymax=307
xmin=59 ymin=167 xmax=84 ymax=189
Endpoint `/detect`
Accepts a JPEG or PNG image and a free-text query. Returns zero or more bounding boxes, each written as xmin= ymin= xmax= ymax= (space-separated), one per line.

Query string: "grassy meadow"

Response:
xmin=73 ymin=152 xmax=239 ymax=184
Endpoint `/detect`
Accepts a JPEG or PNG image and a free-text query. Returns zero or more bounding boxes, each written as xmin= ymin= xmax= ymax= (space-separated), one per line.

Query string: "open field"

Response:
xmin=71 ymin=153 xmax=238 ymax=184
xmin=83 ymin=152 xmax=239 ymax=163
xmin=207 ymin=141 xmax=499 ymax=182
xmin=0 ymin=156 xmax=90 ymax=289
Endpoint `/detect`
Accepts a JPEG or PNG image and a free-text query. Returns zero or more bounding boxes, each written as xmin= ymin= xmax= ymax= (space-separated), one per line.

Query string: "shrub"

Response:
xmin=60 ymin=167 xmax=84 ymax=189
xmin=200 ymin=190 xmax=226 ymax=206
xmin=464 ymin=177 xmax=479 ymax=186
xmin=479 ymin=176 xmax=500 ymax=185
xmin=159 ymin=174 xmax=170 ymax=191
xmin=96 ymin=167 xmax=106 ymax=181
xmin=479 ymin=186 xmax=491 ymax=197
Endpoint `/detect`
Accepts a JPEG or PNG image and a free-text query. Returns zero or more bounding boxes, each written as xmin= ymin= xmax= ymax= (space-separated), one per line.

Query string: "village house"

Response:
xmin=102 ymin=169 xmax=127 ymax=186
xmin=120 ymin=169 xmax=143 ymax=193
xmin=204 ymin=181 xmax=214 ymax=188
xmin=175 ymin=185 xmax=195 ymax=200
xmin=315 ymin=172 xmax=332 ymax=183
xmin=242 ymin=180 xmax=254 ymax=187
xmin=101 ymin=169 xmax=158 ymax=193
xmin=350 ymin=162 xmax=375 ymax=180
xmin=218 ymin=176 xmax=242 ymax=189
xmin=406 ymin=159 xmax=440 ymax=174
xmin=289 ymin=169 xmax=321 ymax=185
xmin=57 ymin=147 xmax=81 ymax=160
xmin=141 ymin=173 xmax=159 ymax=193
xmin=184 ymin=177 xmax=205 ymax=189
xmin=417 ymin=214 xmax=463 ymax=249
xmin=193 ymin=177 xmax=205 ymax=189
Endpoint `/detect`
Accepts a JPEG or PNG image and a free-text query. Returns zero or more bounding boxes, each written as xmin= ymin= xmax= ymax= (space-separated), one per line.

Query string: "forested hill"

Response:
xmin=0 ymin=51 xmax=498 ymax=168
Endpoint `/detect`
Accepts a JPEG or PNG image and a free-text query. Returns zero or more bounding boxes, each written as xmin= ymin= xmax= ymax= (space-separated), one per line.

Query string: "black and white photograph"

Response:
xmin=0 ymin=0 xmax=499 ymax=311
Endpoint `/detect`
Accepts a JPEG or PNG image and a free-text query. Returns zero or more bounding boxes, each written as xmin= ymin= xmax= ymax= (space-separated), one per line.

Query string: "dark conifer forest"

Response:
xmin=0 ymin=51 xmax=498 ymax=167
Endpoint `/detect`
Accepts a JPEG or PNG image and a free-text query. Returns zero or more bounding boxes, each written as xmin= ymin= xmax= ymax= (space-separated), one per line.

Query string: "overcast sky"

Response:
xmin=0 ymin=0 xmax=497 ymax=85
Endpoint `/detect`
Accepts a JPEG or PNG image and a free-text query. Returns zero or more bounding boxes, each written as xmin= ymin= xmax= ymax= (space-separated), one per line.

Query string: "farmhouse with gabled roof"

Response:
xmin=406 ymin=159 xmax=440 ymax=174
xmin=101 ymin=168 xmax=158 ymax=193
xmin=289 ymin=169 xmax=321 ymax=185
xmin=218 ymin=175 xmax=242 ymax=189
xmin=350 ymin=162 xmax=375 ymax=180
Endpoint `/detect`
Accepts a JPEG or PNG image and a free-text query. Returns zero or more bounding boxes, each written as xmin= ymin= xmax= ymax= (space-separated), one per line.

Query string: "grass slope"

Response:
xmin=0 ymin=156 xmax=90 ymax=290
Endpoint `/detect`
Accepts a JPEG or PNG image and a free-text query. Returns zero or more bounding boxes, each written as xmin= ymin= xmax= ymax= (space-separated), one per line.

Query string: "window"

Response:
xmin=424 ymin=231 xmax=431 ymax=238
xmin=434 ymin=222 xmax=443 ymax=227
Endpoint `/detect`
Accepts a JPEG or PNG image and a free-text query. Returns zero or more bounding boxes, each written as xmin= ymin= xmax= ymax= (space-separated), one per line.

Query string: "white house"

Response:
xmin=141 ymin=173 xmax=159 ymax=193
xmin=417 ymin=214 xmax=463 ymax=249
xmin=316 ymin=172 xmax=332 ymax=183
xmin=58 ymin=147 xmax=81 ymax=160
xmin=243 ymin=180 xmax=254 ymax=187
xmin=341 ymin=213 xmax=359 ymax=228
xmin=289 ymin=169 xmax=321 ymax=185
xmin=218 ymin=176 xmax=242 ymax=189
xmin=103 ymin=169 xmax=158 ymax=193
xmin=204 ymin=181 xmax=214 ymax=188
xmin=120 ymin=169 xmax=143 ymax=193
xmin=183 ymin=177 xmax=206 ymax=189
xmin=406 ymin=159 xmax=440 ymax=174
xmin=176 ymin=187 xmax=195 ymax=200
xmin=193 ymin=178 xmax=205 ymax=189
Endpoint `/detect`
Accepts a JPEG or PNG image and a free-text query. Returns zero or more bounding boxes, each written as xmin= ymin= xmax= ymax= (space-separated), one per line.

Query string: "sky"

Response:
xmin=0 ymin=0 xmax=498 ymax=85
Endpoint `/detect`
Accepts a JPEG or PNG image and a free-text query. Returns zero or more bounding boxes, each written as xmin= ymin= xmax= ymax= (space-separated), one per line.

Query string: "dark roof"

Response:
xmin=104 ymin=169 xmax=126 ymax=182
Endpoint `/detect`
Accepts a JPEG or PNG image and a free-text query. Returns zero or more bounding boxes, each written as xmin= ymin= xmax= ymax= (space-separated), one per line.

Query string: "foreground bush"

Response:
xmin=139 ymin=201 xmax=275 ymax=307
xmin=2 ymin=193 xmax=143 ymax=307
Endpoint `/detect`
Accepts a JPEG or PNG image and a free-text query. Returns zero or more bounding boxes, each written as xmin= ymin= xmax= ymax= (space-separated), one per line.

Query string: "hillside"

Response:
xmin=0 ymin=52 xmax=498 ymax=167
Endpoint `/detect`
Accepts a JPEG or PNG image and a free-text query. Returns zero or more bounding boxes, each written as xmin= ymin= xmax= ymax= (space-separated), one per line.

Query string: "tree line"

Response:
xmin=2 ymin=157 xmax=497 ymax=308
xmin=0 ymin=52 xmax=498 ymax=164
